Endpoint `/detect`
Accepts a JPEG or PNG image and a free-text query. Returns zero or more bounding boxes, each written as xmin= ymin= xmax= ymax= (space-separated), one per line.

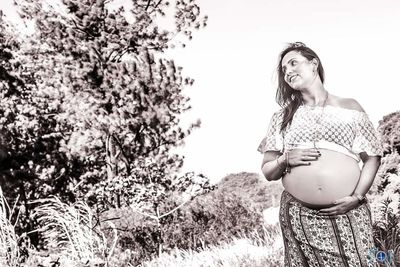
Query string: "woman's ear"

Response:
xmin=311 ymin=58 xmax=319 ymax=69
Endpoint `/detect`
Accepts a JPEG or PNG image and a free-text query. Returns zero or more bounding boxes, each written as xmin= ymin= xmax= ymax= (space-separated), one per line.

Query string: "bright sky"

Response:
xmin=2 ymin=0 xmax=400 ymax=183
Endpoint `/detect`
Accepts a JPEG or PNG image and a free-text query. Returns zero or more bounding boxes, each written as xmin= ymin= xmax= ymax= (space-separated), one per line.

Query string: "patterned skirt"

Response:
xmin=279 ymin=190 xmax=376 ymax=267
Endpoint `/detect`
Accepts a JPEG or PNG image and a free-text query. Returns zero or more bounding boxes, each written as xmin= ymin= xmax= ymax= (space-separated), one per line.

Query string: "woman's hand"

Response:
xmin=317 ymin=196 xmax=360 ymax=216
xmin=287 ymin=148 xmax=321 ymax=167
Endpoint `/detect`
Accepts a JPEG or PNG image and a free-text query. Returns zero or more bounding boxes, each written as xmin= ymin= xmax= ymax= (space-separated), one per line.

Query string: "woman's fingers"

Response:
xmin=302 ymin=149 xmax=321 ymax=161
xmin=297 ymin=161 xmax=313 ymax=166
xmin=288 ymin=148 xmax=321 ymax=166
xmin=301 ymin=155 xmax=319 ymax=161
xmin=297 ymin=152 xmax=320 ymax=163
xmin=306 ymin=149 xmax=321 ymax=157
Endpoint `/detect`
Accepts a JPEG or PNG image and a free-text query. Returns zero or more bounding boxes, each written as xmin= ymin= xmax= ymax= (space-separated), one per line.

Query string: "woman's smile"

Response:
xmin=289 ymin=74 xmax=299 ymax=83
xmin=289 ymin=74 xmax=298 ymax=82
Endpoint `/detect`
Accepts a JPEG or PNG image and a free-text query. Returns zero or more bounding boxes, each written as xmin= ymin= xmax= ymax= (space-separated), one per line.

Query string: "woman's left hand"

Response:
xmin=317 ymin=196 xmax=360 ymax=216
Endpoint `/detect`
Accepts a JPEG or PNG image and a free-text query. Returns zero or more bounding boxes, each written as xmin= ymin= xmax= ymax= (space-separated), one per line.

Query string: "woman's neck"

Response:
xmin=300 ymin=83 xmax=328 ymax=106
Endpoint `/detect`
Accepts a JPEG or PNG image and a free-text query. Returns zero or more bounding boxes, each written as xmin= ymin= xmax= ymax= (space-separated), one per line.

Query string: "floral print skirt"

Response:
xmin=279 ymin=190 xmax=376 ymax=267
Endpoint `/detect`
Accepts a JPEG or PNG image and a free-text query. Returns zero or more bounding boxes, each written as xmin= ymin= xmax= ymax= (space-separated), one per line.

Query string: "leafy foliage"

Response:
xmin=217 ymin=172 xmax=283 ymax=209
xmin=99 ymin=173 xmax=270 ymax=265
xmin=0 ymin=0 xmax=211 ymax=248
xmin=372 ymin=196 xmax=400 ymax=266
xmin=369 ymin=114 xmax=400 ymax=265
xmin=377 ymin=111 xmax=400 ymax=155
xmin=0 ymin=10 xmax=73 ymax=246
xmin=12 ymin=0 xmax=210 ymax=205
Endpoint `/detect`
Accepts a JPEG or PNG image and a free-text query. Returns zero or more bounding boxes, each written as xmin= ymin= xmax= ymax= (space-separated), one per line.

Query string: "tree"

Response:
xmin=369 ymin=111 xmax=400 ymax=263
xmin=0 ymin=6 xmax=81 ymax=246
xmin=378 ymin=111 xmax=400 ymax=155
xmin=0 ymin=0 xmax=214 ymax=247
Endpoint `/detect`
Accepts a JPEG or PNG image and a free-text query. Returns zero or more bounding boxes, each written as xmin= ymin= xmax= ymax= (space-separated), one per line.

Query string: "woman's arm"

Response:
xmin=341 ymin=99 xmax=382 ymax=199
xmin=352 ymin=153 xmax=381 ymax=198
xmin=261 ymin=151 xmax=286 ymax=181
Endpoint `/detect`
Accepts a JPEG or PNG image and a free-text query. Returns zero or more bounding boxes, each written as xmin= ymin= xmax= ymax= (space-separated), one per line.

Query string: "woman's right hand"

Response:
xmin=287 ymin=148 xmax=321 ymax=167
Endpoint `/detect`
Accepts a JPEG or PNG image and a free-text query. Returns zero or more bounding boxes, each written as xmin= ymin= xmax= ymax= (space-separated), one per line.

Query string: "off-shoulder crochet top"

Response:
xmin=257 ymin=104 xmax=383 ymax=162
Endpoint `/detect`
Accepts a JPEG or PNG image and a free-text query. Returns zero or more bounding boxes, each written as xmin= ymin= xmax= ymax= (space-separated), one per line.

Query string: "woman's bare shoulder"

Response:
xmin=329 ymin=94 xmax=365 ymax=112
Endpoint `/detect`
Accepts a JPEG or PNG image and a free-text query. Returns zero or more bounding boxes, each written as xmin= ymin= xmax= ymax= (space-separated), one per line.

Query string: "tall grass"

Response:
xmin=32 ymin=197 xmax=118 ymax=266
xmin=141 ymin=224 xmax=284 ymax=267
xmin=2 ymin=175 xmax=399 ymax=267
xmin=372 ymin=197 xmax=400 ymax=266
xmin=0 ymin=187 xmax=21 ymax=267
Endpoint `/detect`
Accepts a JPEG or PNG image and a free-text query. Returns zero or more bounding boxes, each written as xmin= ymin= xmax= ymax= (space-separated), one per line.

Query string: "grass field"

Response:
xmin=141 ymin=224 xmax=284 ymax=267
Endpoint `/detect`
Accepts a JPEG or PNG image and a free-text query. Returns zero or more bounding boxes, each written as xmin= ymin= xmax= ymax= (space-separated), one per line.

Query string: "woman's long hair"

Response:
xmin=276 ymin=42 xmax=325 ymax=133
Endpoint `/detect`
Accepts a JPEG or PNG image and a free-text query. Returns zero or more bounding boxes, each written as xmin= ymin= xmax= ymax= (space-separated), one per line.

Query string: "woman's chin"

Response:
xmin=289 ymin=84 xmax=302 ymax=90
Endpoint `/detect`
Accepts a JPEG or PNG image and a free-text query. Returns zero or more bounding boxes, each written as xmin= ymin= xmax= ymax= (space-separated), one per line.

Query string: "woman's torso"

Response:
xmin=281 ymin=104 xmax=362 ymax=208
xmin=282 ymin=148 xmax=360 ymax=208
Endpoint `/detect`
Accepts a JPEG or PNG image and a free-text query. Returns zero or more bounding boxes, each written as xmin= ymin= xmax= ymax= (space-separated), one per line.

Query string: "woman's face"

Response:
xmin=281 ymin=51 xmax=316 ymax=90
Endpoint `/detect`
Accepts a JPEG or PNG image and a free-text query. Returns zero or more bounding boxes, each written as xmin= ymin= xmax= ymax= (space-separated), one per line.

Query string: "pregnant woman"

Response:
xmin=258 ymin=42 xmax=383 ymax=266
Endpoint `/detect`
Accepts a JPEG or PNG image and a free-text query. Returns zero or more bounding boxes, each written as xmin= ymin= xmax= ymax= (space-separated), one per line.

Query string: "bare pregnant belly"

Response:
xmin=282 ymin=149 xmax=361 ymax=208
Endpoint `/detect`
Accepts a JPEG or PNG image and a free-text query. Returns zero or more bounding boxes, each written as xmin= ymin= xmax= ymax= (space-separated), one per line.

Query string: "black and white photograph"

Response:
xmin=0 ymin=0 xmax=399 ymax=266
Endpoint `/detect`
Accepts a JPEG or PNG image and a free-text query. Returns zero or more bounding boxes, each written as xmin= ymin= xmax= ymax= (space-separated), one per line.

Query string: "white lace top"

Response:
xmin=257 ymin=105 xmax=383 ymax=162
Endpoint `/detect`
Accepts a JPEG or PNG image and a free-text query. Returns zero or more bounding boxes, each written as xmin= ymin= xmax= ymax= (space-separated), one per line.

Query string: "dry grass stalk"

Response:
xmin=32 ymin=197 xmax=118 ymax=265
xmin=0 ymin=186 xmax=21 ymax=267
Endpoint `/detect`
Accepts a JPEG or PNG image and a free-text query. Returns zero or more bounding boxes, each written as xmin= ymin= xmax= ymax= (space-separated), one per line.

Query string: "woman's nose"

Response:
xmin=286 ymin=65 xmax=296 ymax=74
xmin=285 ymin=69 xmax=294 ymax=79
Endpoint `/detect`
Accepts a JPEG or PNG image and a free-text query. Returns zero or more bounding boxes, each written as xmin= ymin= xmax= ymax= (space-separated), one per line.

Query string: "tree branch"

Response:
xmin=153 ymin=0 xmax=163 ymax=11
xmin=158 ymin=199 xmax=188 ymax=219
xmin=110 ymin=48 xmax=128 ymax=62
xmin=92 ymin=47 xmax=104 ymax=64
xmin=130 ymin=207 xmax=158 ymax=220
xmin=111 ymin=134 xmax=131 ymax=175
xmin=71 ymin=19 xmax=96 ymax=39
xmin=130 ymin=199 xmax=189 ymax=222
xmin=145 ymin=0 xmax=152 ymax=11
